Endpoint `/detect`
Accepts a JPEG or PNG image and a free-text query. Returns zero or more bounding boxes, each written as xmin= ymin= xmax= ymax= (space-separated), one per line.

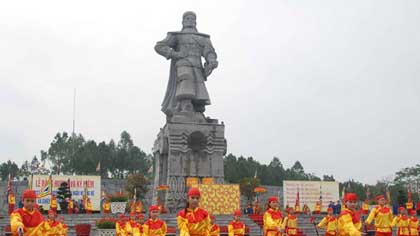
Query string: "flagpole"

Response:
xmin=29 ymin=174 xmax=33 ymax=190
xmin=72 ymin=89 xmax=76 ymax=162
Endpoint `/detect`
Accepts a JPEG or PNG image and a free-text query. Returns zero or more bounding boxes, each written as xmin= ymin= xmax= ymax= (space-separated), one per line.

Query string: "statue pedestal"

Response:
xmin=152 ymin=114 xmax=226 ymax=213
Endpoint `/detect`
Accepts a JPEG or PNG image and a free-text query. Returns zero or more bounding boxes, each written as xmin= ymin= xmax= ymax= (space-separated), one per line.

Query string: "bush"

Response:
xmin=109 ymin=195 xmax=128 ymax=202
xmin=96 ymin=217 xmax=116 ymax=229
xmin=125 ymin=173 xmax=149 ymax=199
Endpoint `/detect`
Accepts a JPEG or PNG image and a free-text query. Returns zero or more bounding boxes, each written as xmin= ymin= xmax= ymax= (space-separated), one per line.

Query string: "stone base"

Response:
xmin=153 ymin=112 xmax=227 ymax=213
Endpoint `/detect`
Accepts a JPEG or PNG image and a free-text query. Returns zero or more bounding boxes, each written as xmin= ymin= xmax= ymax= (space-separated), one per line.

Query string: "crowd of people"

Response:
xmin=6 ymin=188 xmax=420 ymax=236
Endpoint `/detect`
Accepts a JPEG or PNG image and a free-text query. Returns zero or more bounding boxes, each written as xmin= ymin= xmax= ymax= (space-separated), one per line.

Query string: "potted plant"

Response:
xmin=75 ymin=223 xmax=91 ymax=236
xmin=96 ymin=217 xmax=116 ymax=236
xmin=109 ymin=192 xmax=128 ymax=214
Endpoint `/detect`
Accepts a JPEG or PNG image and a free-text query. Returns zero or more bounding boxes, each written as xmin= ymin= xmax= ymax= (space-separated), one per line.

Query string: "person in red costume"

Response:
xmin=177 ymin=187 xmax=211 ymax=236
xmin=337 ymin=192 xmax=362 ymax=236
xmin=210 ymin=214 xmax=220 ymax=236
xmin=67 ymin=198 xmax=73 ymax=215
xmin=282 ymin=207 xmax=299 ymax=236
xmin=10 ymin=189 xmax=50 ymax=236
xmin=314 ymin=201 xmax=322 ymax=214
xmin=44 ymin=210 xmax=65 ymax=236
xmin=125 ymin=212 xmax=142 ymax=236
xmin=228 ymin=210 xmax=246 ymax=236
xmin=409 ymin=210 xmax=419 ymax=236
xmin=365 ymin=195 xmax=393 ymax=236
xmin=263 ymin=196 xmax=283 ymax=236
xmin=85 ymin=198 xmax=92 ymax=214
xmin=50 ymin=194 xmax=57 ymax=214
xmin=103 ymin=198 xmax=111 ymax=215
xmin=143 ymin=205 xmax=167 ymax=236
xmin=391 ymin=207 xmax=410 ymax=236
xmin=116 ymin=214 xmax=127 ymax=236
xmin=317 ymin=207 xmax=338 ymax=236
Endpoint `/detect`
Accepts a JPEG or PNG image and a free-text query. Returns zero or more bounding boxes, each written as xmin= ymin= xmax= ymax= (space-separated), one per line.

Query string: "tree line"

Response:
xmin=0 ymin=131 xmax=152 ymax=180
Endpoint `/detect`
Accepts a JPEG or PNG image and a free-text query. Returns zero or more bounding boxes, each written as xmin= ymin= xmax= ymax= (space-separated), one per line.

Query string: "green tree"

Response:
xmin=125 ymin=173 xmax=149 ymax=199
xmin=38 ymin=130 xmax=151 ymax=178
xmin=43 ymin=132 xmax=85 ymax=174
xmin=0 ymin=160 xmax=19 ymax=180
xmin=224 ymin=154 xmax=240 ymax=183
xmin=70 ymin=140 xmax=99 ymax=175
xmin=323 ymin=175 xmax=335 ymax=181
xmin=340 ymin=180 xmax=367 ymax=200
xmin=19 ymin=161 xmax=31 ymax=178
xmin=286 ymin=161 xmax=308 ymax=180
xmin=223 ymin=155 xmax=328 ymax=185
xmin=261 ymin=157 xmax=285 ymax=186
xmin=394 ymin=164 xmax=420 ymax=185
xmin=239 ymin=177 xmax=260 ymax=203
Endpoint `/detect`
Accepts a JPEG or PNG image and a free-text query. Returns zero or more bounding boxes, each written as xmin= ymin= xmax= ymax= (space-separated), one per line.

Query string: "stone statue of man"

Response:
xmin=155 ymin=11 xmax=218 ymax=117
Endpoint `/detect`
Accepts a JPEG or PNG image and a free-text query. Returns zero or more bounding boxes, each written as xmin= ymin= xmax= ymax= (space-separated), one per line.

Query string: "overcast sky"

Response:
xmin=1 ymin=0 xmax=419 ymax=184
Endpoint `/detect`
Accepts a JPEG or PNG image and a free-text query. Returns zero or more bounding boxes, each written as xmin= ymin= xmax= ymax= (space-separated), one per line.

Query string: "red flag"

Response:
xmin=310 ymin=216 xmax=315 ymax=223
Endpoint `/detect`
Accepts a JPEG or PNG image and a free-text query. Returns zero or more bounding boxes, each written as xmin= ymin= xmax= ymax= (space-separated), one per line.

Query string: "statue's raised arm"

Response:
xmin=154 ymin=11 xmax=218 ymax=118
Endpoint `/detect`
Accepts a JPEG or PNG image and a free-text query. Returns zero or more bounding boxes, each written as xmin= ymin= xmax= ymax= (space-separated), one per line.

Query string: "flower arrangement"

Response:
xmin=96 ymin=217 xmax=117 ymax=229
xmin=108 ymin=192 xmax=128 ymax=202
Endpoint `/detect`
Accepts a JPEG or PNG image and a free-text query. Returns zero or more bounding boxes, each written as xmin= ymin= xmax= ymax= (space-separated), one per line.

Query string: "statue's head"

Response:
xmin=182 ymin=11 xmax=197 ymax=30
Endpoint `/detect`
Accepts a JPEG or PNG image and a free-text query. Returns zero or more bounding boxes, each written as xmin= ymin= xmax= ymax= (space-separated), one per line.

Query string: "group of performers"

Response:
xmin=263 ymin=196 xmax=299 ymax=236
xmin=103 ymin=187 xmax=248 ymax=236
xmin=8 ymin=187 xmax=245 ymax=236
xmin=8 ymin=188 xmax=420 ymax=236
xmin=315 ymin=193 xmax=419 ymax=236
xmin=262 ymin=192 xmax=420 ymax=236
xmin=62 ymin=195 xmax=93 ymax=214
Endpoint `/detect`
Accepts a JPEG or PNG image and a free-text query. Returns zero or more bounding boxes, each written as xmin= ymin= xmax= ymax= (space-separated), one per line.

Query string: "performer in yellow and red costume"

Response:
xmin=391 ymin=207 xmax=410 ymax=236
xmin=263 ymin=196 xmax=283 ymax=236
xmin=406 ymin=201 xmax=413 ymax=212
xmin=85 ymin=198 xmax=92 ymax=214
xmin=60 ymin=216 xmax=68 ymax=236
xmin=116 ymin=214 xmax=127 ymax=236
xmin=143 ymin=205 xmax=167 ymax=236
xmin=50 ymin=194 xmax=58 ymax=213
xmin=137 ymin=213 xmax=145 ymax=236
xmin=282 ymin=207 xmax=299 ymax=236
xmin=318 ymin=207 xmax=338 ymax=236
xmin=228 ymin=210 xmax=246 ymax=236
xmin=210 ymin=214 xmax=220 ymax=236
xmin=44 ymin=210 xmax=65 ymax=236
xmin=337 ymin=192 xmax=362 ymax=236
xmin=360 ymin=199 xmax=369 ymax=215
xmin=103 ymin=198 xmax=111 ymax=215
xmin=125 ymin=212 xmax=143 ymax=236
xmin=67 ymin=198 xmax=73 ymax=215
xmin=10 ymin=189 xmax=50 ymax=236
xmin=135 ymin=201 xmax=143 ymax=214
xmin=177 ymin=187 xmax=211 ymax=236
xmin=314 ymin=201 xmax=322 ymax=214
xmin=365 ymin=195 xmax=393 ymax=236
xmin=409 ymin=210 xmax=419 ymax=236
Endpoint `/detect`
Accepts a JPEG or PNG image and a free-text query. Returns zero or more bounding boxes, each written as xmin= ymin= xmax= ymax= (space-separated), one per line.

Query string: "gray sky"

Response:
xmin=1 ymin=0 xmax=419 ymax=184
